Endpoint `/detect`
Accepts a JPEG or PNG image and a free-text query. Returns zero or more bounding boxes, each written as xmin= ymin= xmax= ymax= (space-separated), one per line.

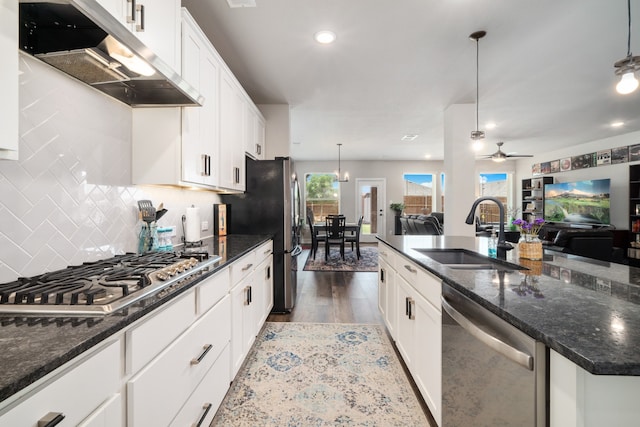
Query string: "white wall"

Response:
xmin=515 ymin=130 xmax=640 ymax=229
xmin=0 ymin=54 xmax=220 ymax=283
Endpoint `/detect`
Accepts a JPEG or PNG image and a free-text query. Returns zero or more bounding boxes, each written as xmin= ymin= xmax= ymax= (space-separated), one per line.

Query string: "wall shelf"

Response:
xmin=521 ymin=176 xmax=553 ymax=223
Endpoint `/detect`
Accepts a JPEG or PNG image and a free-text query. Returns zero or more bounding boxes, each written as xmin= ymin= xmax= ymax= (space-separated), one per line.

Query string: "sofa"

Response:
xmin=399 ymin=214 xmax=443 ymax=235
xmin=538 ymin=225 xmax=619 ymax=262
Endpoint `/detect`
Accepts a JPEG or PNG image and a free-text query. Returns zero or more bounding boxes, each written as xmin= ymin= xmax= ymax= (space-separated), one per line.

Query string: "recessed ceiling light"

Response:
xmin=226 ymin=0 xmax=256 ymax=7
xmin=611 ymin=121 xmax=625 ymax=127
xmin=314 ymin=30 xmax=336 ymax=44
xmin=485 ymin=122 xmax=497 ymax=129
xmin=401 ymin=134 xmax=419 ymax=141
xmin=424 ymin=154 xmax=432 ymax=159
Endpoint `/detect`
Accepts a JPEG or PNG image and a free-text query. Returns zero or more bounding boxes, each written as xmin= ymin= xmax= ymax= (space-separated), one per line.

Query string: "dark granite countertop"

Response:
xmin=0 ymin=234 xmax=270 ymax=405
xmin=378 ymin=235 xmax=640 ymax=376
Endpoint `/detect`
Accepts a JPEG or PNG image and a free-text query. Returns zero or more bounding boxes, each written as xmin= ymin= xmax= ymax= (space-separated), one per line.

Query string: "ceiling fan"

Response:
xmin=480 ymin=142 xmax=533 ymax=162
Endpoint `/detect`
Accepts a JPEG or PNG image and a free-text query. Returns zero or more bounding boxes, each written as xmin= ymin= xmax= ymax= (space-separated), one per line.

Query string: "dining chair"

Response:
xmin=345 ymin=215 xmax=364 ymax=259
xmin=307 ymin=215 xmax=325 ymax=259
xmin=324 ymin=215 xmax=346 ymax=261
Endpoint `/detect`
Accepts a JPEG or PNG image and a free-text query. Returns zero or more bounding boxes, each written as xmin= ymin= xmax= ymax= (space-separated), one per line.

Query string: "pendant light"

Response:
xmin=615 ymin=0 xmax=640 ymax=94
xmin=470 ymin=30 xmax=487 ymax=150
xmin=335 ymin=143 xmax=349 ymax=182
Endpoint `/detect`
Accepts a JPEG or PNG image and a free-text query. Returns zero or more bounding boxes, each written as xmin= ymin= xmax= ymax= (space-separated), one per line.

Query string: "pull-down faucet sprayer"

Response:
xmin=465 ymin=197 xmax=514 ymax=250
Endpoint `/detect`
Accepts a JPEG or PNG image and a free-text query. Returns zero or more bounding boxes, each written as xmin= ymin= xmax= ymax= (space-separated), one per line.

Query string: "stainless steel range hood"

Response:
xmin=19 ymin=1 xmax=204 ymax=107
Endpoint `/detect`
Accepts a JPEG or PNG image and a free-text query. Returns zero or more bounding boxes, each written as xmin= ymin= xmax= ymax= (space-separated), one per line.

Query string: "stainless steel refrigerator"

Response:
xmin=221 ymin=156 xmax=302 ymax=313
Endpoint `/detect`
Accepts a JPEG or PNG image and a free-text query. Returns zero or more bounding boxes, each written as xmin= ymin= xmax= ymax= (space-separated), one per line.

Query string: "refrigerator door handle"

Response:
xmin=287 ymin=245 xmax=303 ymax=257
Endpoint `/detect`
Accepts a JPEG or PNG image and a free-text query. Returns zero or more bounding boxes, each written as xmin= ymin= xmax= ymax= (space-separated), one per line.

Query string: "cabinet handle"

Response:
xmin=127 ymin=0 xmax=136 ymax=23
xmin=380 ymin=268 xmax=385 ymax=283
xmin=193 ymin=403 xmax=213 ymax=427
xmin=248 ymin=286 xmax=252 ymax=304
xmin=135 ymin=3 xmax=145 ymax=32
xmin=244 ymin=286 xmax=251 ymax=305
xmin=256 ymin=144 xmax=261 ymax=155
xmin=266 ymin=265 xmax=271 ymax=280
xmin=408 ymin=297 xmax=415 ymax=320
xmin=207 ymin=155 xmax=211 ymax=176
xmin=38 ymin=412 xmax=65 ymax=427
xmin=263 ymin=249 xmax=271 ymax=255
xmin=242 ymin=263 xmax=253 ymax=271
xmin=405 ymin=296 xmax=410 ymax=316
xmin=201 ymin=154 xmax=208 ymax=176
xmin=404 ymin=264 xmax=417 ymax=273
xmin=190 ymin=344 xmax=213 ymax=365
xmin=234 ymin=167 xmax=240 ymax=184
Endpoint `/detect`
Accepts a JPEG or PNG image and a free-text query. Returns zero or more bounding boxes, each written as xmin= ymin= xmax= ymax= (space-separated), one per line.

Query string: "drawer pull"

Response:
xmin=242 ymin=263 xmax=253 ymax=271
xmin=38 ymin=412 xmax=65 ymax=427
xmin=408 ymin=297 xmax=415 ymax=320
xmin=263 ymin=249 xmax=271 ymax=255
xmin=404 ymin=264 xmax=417 ymax=273
xmin=193 ymin=403 xmax=213 ymax=427
xmin=190 ymin=344 xmax=213 ymax=365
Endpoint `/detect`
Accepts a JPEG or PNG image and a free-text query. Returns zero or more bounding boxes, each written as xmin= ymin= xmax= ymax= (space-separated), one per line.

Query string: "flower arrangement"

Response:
xmin=512 ymin=217 xmax=545 ymax=236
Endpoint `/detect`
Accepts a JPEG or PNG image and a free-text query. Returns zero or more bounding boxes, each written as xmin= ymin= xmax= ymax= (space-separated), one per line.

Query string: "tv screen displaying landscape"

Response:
xmin=543 ymin=178 xmax=610 ymax=225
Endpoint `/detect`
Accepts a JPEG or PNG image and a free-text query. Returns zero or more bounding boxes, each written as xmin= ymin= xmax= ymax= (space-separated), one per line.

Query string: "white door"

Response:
xmin=355 ymin=178 xmax=386 ymax=242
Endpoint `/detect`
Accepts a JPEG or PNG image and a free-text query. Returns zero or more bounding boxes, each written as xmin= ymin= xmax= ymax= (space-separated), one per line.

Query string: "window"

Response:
xmin=403 ymin=173 xmax=433 ymax=214
xmin=477 ymin=173 xmax=510 ymax=224
xmin=305 ymin=173 xmax=340 ymax=223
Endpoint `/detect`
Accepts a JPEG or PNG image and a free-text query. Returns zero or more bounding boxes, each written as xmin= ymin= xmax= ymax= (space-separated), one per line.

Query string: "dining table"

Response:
xmin=313 ymin=220 xmax=361 ymax=261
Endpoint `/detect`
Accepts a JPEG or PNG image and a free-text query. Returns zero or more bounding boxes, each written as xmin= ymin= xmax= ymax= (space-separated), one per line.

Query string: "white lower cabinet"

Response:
xmin=0 ymin=339 xmax=122 ymax=426
xmin=378 ymin=257 xmax=397 ymax=340
xmin=230 ymin=241 xmax=273 ymax=378
xmin=127 ymin=294 xmax=231 ymax=426
xmin=380 ymin=245 xmax=442 ymax=426
xmin=169 ymin=343 xmax=230 ymax=427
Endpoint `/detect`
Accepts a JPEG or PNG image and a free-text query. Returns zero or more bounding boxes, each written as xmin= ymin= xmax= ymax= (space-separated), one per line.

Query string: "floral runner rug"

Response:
xmin=211 ymin=322 xmax=429 ymax=426
xmin=303 ymin=246 xmax=378 ymax=272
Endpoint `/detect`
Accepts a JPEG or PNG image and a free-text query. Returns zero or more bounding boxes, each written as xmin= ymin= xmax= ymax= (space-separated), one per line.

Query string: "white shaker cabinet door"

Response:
xmin=0 ymin=0 xmax=18 ymax=160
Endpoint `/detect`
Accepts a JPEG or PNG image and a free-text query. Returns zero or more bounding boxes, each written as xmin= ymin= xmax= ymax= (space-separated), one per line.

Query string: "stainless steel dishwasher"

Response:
xmin=441 ymin=283 xmax=548 ymax=426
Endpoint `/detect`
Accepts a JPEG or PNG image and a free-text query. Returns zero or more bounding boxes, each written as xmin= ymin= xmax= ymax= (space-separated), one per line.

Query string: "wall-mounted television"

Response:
xmin=543 ymin=178 xmax=611 ymax=225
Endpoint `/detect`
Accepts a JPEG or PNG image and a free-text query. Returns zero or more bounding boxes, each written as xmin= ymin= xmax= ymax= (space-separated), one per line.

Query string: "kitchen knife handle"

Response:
xmin=37 ymin=412 xmax=65 ymax=427
xmin=190 ymin=344 xmax=213 ymax=365
xmin=136 ymin=3 xmax=145 ymax=32
xmin=193 ymin=403 xmax=213 ymax=427
xmin=127 ymin=0 xmax=136 ymax=23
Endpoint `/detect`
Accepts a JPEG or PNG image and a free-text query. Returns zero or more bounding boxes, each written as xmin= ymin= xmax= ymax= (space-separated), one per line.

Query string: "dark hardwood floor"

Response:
xmin=266 ymin=248 xmax=437 ymax=427
xmin=267 ymin=251 xmax=382 ymax=324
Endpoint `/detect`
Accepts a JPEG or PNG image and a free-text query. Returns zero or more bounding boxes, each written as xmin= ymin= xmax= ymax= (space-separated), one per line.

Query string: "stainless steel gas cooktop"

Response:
xmin=0 ymin=252 xmax=221 ymax=316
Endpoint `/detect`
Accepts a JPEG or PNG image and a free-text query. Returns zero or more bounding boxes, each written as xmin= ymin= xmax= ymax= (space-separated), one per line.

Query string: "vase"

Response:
xmin=518 ymin=235 xmax=543 ymax=260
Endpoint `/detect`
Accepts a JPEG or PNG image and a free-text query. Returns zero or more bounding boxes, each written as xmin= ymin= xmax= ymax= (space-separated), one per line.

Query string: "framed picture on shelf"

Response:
xmin=532 ymin=163 xmax=541 ymax=176
xmin=560 ymin=157 xmax=572 ymax=171
xmin=540 ymin=162 xmax=551 ymax=174
xmin=597 ymin=149 xmax=611 ymax=166
xmin=611 ymin=146 xmax=629 ymax=164
xmin=550 ymin=160 xmax=560 ymax=173
xmin=630 ymin=144 xmax=640 ymax=162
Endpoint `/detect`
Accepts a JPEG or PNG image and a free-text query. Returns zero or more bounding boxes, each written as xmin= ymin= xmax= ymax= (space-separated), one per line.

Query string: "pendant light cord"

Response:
xmin=627 ymin=0 xmax=633 ymax=58
xmin=476 ymin=37 xmax=480 ymax=130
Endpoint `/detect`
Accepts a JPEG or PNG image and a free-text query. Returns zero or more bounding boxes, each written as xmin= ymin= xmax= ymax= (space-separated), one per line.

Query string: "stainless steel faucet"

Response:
xmin=465 ymin=197 xmax=514 ymax=250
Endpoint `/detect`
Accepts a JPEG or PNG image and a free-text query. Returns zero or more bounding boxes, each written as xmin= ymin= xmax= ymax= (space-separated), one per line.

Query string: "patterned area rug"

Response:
xmin=303 ymin=246 xmax=378 ymax=272
xmin=211 ymin=322 xmax=428 ymax=426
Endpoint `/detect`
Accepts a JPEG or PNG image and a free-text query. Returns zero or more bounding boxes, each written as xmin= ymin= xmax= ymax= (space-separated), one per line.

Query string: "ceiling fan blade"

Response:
xmin=505 ymin=154 xmax=533 ymax=158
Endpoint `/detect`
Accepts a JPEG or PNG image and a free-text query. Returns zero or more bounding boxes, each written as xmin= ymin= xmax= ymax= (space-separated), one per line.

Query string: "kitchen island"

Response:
xmin=0 ymin=234 xmax=271 ymax=423
xmin=378 ymin=234 xmax=640 ymax=426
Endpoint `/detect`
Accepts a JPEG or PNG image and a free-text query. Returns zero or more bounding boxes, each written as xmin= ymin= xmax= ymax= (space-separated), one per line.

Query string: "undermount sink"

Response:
xmin=412 ymin=248 xmax=526 ymax=271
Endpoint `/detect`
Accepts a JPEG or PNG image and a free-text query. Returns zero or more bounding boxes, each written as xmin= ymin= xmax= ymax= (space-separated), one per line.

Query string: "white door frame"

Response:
xmin=355 ymin=178 xmax=386 ymax=242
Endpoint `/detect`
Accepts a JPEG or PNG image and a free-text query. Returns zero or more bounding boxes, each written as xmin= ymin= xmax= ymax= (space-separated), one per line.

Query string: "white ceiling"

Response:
xmin=181 ymin=0 xmax=640 ymax=162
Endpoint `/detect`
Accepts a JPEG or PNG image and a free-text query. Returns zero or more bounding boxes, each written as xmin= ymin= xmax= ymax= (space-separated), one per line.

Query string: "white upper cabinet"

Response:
xmin=181 ymin=9 xmax=220 ymax=187
xmin=96 ymin=0 xmax=181 ymax=72
xmin=220 ymin=69 xmax=246 ymax=192
xmin=245 ymin=103 xmax=266 ymax=160
xmin=0 ymin=0 xmax=19 ymax=160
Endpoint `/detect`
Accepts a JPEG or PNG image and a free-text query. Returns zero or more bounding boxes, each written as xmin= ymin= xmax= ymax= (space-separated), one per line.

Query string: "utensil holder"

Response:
xmin=138 ymin=223 xmax=159 ymax=253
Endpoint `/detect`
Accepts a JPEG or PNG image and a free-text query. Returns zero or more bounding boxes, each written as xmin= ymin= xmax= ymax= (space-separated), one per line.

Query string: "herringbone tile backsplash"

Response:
xmin=0 ymin=55 xmax=220 ymax=283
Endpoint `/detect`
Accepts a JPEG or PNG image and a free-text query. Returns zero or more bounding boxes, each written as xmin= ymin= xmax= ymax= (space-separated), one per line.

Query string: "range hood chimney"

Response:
xmin=19 ymin=1 xmax=204 ymax=107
